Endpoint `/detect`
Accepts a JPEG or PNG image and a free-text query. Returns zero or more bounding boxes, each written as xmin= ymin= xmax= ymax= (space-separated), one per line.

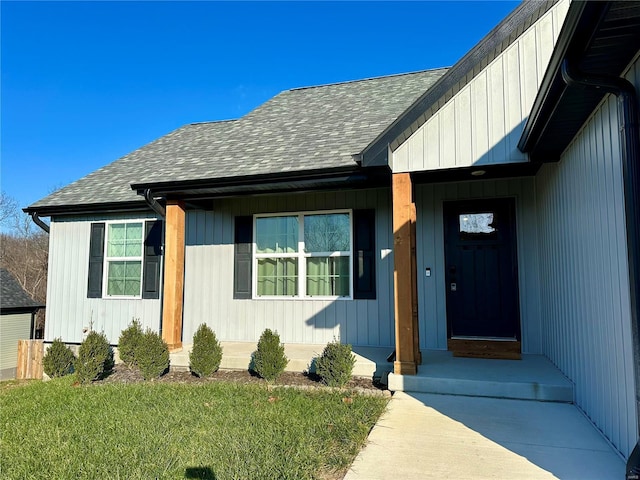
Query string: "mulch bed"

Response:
xmin=99 ymin=364 xmax=389 ymax=394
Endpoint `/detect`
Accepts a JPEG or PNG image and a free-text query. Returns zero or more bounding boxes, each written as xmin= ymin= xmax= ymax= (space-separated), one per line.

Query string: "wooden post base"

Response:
xmin=166 ymin=342 xmax=183 ymax=353
xmin=394 ymin=360 xmax=418 ymax=375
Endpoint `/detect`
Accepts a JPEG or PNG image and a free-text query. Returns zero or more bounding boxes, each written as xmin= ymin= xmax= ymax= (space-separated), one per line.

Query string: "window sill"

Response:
xmin=101 ymin=295 xmax=144 ymax=300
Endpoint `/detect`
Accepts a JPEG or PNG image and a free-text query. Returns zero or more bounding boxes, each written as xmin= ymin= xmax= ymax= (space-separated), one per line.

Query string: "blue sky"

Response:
xmin=2 ymin=1 xmax=519 ymax=214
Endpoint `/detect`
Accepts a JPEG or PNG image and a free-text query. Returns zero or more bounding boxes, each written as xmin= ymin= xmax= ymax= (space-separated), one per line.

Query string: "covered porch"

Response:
xmin=169 ymin=342 xmax=573 ymax=403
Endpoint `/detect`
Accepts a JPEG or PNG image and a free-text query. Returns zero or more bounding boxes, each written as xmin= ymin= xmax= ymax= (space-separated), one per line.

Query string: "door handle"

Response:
xmin=450 ymin=282 xmax=457 ymax=292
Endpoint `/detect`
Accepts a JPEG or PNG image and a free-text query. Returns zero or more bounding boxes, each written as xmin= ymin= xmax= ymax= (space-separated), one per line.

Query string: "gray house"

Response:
xmin=0 ymin=268 xmax=44 ymax=380
xmin=26 ymin=0 xmax=639 ymax=462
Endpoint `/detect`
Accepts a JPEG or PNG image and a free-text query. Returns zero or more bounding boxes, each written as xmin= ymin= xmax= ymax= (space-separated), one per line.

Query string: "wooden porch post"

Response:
xmin=393 ymin=173 xmax=419 ymax=374
xmin=162 ymin=200 xmax=185 ymax=351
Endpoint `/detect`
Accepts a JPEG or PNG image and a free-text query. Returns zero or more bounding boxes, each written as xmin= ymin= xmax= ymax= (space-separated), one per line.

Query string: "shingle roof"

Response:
xmin=29 ymin=68 xmax=447 ymax=212
xmin=0 ymin=269 xmax=43 ymax=312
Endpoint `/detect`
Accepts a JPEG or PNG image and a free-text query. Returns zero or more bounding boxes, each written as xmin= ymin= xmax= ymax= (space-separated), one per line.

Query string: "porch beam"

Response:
xmin=162 ymin=200 xmax=186 ymax=351
xmin=393 ymin=173 xmax=419 ymax=374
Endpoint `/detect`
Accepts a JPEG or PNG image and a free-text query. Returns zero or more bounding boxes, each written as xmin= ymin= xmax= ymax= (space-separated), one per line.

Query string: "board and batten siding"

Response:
xmin=415 ymin=177 xmax=542 ymax=353
xmin=182 ymin=188 xmax=394 ymax=347
xmin=392 ymin=0 xmax=570 ymax=172
xmin=534 ymin=55 xmax=640 ymax=458
xmin=45 ymin=214 xmax=162 ymax=344
xmin=0 ymin=313 xmax=33 ymax=380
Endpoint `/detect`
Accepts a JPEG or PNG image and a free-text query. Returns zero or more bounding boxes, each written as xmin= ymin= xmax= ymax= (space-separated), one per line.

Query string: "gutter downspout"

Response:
xmin=143 ymin=189 xmax=166 ymax=217
xmin=562 ymin=59 xmax=640 ymax=470
xmin=30 ymin=212 xmax=50 ymax=234
xmin=142 ymin=188 xmax=167 ymax=339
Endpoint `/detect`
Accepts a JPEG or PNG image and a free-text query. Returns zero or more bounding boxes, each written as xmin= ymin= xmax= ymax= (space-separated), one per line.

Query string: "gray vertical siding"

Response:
xmin=45 ymin=213 xmax=162 ymax=344
xmin=415 ymin=177 xmax=542 ymax=353
xmin=0 ymin=313 xmax=33 ymax=379
xmin=182 ymin=188 xmax=395 ymax=347
xmin=534 ymin=56 xmax=639 ymax=458
xmin=392 ymin=0 xmax=569 ymax=172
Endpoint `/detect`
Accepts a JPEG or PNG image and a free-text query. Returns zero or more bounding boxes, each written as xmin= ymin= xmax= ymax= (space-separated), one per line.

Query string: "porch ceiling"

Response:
xmin=410 ymin=162 xmax=540 ymax=185
xmin=519 ymin=1 xmax=640 ymax=161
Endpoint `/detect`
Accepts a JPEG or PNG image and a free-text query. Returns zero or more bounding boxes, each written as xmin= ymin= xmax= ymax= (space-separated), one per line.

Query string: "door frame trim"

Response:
xmin=442 ymin=197 xmax=522 ymax=342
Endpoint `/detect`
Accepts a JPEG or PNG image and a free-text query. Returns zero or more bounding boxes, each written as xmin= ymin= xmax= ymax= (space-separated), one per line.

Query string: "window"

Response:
xmin=105 ymin=222 xmax=143 ymax=297
xmin=233 ymin=210 xmax=375 ymax=300
xmin=87 ymin=220 xmax=163 ymax=299
xmin=253 ymin=211 xmax=352 ymax=298
xmin=459 ymin=213 xmax=496 ymax=234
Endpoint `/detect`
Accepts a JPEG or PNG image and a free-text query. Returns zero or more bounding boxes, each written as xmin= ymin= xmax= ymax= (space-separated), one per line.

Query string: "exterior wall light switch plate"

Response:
xmin=380 ymin=248 xmax=392 ymax=260
xmin=425 ymin=268 xmax=431 ymax=277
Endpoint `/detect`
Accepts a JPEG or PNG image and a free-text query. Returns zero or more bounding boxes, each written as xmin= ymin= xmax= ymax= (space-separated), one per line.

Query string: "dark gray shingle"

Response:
xmin=29 ymin=68 xmax=447 ymax=210
xmin=0 ymin=269 xmax=43 ymax=311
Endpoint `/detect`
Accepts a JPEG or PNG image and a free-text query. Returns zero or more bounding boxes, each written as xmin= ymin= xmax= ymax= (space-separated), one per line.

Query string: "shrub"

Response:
xmin=43 ymin=338 xmax=76 ymax=377
xmin=76 ymin=331 xmax=114 ymax=384
xmin=136 ymin=329 xmax=170 ymax=380
xmin=118 ymin=319 xmax=143 ymax=369
xmin=189 ymin=324 xmax=223 ymax=378
xmin=315 ymin=340 xmax=356 ymax=387
xmin=252 ymin=329 xmax=288 ymax=383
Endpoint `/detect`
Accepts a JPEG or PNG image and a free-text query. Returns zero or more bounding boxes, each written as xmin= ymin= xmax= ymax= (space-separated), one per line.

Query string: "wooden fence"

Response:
xmin=16 ymin=340 xmax=44 ymax=380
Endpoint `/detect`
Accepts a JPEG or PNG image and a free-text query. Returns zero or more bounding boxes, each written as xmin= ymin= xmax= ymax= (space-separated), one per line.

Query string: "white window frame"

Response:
xmin=102 ymin=219 xmax=146 ymax=299
xmin=252 ymin=210 xmax=353 ymax=300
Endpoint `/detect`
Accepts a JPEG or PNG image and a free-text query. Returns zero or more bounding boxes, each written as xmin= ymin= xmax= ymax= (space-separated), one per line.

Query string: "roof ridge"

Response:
xmin=289 ymin=67 xmax=450 ymax=92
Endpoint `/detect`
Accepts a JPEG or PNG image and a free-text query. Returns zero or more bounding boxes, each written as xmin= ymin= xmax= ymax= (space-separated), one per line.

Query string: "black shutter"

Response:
xmin=142 ymin=220 xmax=163 ymax=299
xmin=353 ymin=209 xmax=376 ymax=299
xmin=234 ymin=216 xmax=253 ymax=299
xmin=87 ymin=222 xmax=105 ymax=298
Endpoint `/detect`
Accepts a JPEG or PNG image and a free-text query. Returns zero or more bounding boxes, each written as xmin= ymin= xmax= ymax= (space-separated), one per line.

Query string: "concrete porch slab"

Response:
xmin=169 ymin=342 xmax=394 ymax=379
xmin=388 ymin=350 xmax=574 ymax=402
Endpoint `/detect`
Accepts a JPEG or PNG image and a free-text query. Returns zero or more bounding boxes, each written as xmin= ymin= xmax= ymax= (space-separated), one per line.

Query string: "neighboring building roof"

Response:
xmin=0 ymin=269 xmax=43 ymax=313
xmin=28 ymin=69 xmax=447 ymax=214
xmin=518 ymin=1 xmax=640 ymax=160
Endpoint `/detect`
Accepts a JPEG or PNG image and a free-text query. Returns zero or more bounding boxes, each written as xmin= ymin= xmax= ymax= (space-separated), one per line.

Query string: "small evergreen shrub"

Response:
xmin=252 ymin=329 xmax=288 ymax=383
xmin=75 ymin=331 xmax=114 ymax=384
xmin=136 ymin=329 xmax=170 ymax=380
xmin=316 ymin=340 xmax=356 ymax=387
xmin=118 ymin=319 xmax=143 ymax=369
xmin=189 ymin=324 xmax=223 ymax=378
xmin=43 ymin=338 xmax=76 ymax=377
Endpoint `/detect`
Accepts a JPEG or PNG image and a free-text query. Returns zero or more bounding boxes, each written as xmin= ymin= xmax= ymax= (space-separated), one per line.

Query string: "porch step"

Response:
xmin=388 ymin=351 xmax=574 ymax=403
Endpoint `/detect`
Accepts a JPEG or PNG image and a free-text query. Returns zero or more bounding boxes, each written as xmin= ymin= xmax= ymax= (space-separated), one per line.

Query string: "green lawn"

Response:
xmin=0 ymin=377 xmax=387 ymax=480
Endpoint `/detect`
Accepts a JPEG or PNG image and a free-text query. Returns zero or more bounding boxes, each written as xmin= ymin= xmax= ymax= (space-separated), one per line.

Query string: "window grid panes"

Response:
xmin=254 ymin=212 xmax=351 ymax=298
xmin=107 ymin=223 xmax=143 ymax=256
xmin=257 ymin=258 xmax=298 ymax=296
xmin=107 ymin=261 xmax=142 ymax=296
xmin=105 ymin=222 xmax=143 ymax=297
xmin=306 ymin=257 xmax=349 ymax=297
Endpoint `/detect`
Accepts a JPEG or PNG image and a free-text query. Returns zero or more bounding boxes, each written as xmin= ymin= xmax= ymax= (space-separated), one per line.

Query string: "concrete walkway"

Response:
xmin=344 ymin=392 xmax=625 ymax=480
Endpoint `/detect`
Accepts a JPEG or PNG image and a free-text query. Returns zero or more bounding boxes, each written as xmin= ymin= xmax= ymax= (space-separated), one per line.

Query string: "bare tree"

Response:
xmin=0 ymin=192 xmax=49 ymax=336
xmin=0 ymin=191 xmax=19 ymax=228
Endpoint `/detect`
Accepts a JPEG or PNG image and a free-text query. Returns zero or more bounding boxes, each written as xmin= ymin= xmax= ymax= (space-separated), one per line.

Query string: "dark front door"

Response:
xmin=443 ymin=199 xmax=520 ymax=339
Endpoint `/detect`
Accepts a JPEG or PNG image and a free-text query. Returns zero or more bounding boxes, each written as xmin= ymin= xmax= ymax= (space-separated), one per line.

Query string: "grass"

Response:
xmin=0 ymin=377 xmax=388 ymax=480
